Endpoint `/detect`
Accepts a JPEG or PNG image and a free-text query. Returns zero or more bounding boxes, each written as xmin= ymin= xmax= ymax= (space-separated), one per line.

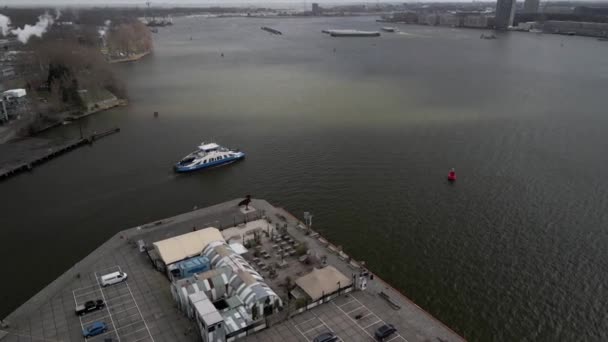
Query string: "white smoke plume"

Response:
xmin=11 ymin=13 xmax=54 ymax=44
xmin=0 ymin=14 xmax=12 ymax=36
xmin=98 ymin=19 xmax=111 ymax=37
xmin=55 ymin=8 xmax=62 ymax=20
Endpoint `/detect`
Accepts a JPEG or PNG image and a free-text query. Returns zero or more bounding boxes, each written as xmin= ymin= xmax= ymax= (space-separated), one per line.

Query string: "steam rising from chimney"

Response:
xmin=0 ymin=14 xmax=11 ymax=36
xmin=99 ymin=19 xmax=111 ymax=38
xmin=11 ymin=13 xmax=55 ymax=44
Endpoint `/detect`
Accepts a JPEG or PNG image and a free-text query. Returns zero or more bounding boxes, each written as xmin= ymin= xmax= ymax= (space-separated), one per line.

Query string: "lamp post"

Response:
xmin=303 ymin=212 xmax=313 ymax=233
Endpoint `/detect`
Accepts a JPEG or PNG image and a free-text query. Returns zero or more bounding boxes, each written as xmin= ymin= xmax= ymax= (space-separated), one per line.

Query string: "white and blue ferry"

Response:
xmin=174 ymin=142 xmax=245 ymax=173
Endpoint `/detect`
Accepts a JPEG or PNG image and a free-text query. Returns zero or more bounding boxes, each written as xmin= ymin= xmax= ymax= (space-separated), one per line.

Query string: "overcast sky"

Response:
xmin=4 ymin=0 xmax=398 ymax=5
xmin=0 ymin=0 xmax=602 ymax=6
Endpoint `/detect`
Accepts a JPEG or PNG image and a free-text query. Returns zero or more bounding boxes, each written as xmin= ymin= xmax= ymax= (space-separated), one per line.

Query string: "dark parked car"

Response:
xmin=374 ymin=323 xmax=397 ymax=340
xmin=75 ymin=299 xmax=105 ymax=316
xmin=82 ymin=321 xmax=107 ymax=337
xmin=313 ymin=332 xmax=338 ymax=342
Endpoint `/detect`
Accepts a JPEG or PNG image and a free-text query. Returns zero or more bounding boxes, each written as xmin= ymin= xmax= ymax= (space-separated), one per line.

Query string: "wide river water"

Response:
xmin=2 ymin=16 xmax=608 ymax=341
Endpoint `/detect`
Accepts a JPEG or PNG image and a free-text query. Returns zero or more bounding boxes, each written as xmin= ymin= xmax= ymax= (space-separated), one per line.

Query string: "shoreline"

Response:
xmin=107 ymin=51 xmax=151 ymax=64
xmin=0 ymin=96 xmax=127 ymax=145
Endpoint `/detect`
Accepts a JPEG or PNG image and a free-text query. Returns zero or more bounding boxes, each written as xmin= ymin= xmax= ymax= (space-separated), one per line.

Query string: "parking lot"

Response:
xmin=332 ymin=295 xmax=407 ymax=342
xmin=292 ymin=313 xmax=344 ymax=342
xmin=271 ymin=293 xmax=404 ymax=342
xmin=72 ymin=265 xmax=154 ymax=342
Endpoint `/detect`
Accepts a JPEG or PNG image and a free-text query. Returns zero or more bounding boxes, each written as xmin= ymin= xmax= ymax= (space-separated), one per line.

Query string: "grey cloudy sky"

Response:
xmin=4 ymin=0 xmax=392 ymax=4
xmin=0 ymin=0 xmax=567 ymax=5
xmin=0 ymin=0 xmax=600 ymax=6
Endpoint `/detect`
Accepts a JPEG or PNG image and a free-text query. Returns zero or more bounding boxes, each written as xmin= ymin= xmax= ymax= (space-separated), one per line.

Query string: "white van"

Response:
xmin=100 ymin=271 xmax=128 ymax=287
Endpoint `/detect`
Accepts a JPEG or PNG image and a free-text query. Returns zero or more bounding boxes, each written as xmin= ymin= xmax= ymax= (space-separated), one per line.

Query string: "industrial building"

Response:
xmin=495 ymin=0 xmax=517 ymax=29
xmin=0 ymin=88 xmax=28 ymax=123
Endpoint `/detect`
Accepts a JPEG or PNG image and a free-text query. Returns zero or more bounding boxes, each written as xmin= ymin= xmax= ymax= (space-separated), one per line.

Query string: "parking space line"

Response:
xmin=107 ymin=305 xmax=138 ymax=316
xmin=104 ymin=292 xmax=134 ymax=303
xmin=356 ymin=312 xmax=373 ymax=320
xmin=316 ymin=316 xmax=334 ymax=333
xmin=337 ymin=299 xmax=355 ymax=307
xmin=74 ymin=289 xmax=102 ymax=299
xmin=303 ymin=324 xmax=325 ymax=334
xmin=345 ymin=295 xmax=409 ymax=342
xmin=74 ymin=264 xmax=153 ymax=342
xmin=124 ymin=281 xmax=155 ymax=341
xmin=333 ymin=302 xmax=376 ymax=341
xmin=94 ymin=271 xmax=121 ymax=342
xmin=293 ymin=321 xmax=311 ymax=342
xmin=115 ymin=319 xmax=145 ymax=331
xmin=296 ymin=317 xmax=319 ymax=326
xmin=72 ymin=293 xmax=85 ymax=335
xmin=131 ymin=336 xmax=153 ymax=342
xmin=114 ymin=311 xmax=144 ymax=324
xmin=345 ymin=306 xmax=365 ymax=315
xmin=96 ymin=265 xmax=122 ymax=274
xmin=117 ymin=327 xmax=148 ymax=338
xmin=363 ymin=320 xmax=382 ymax=329
xmin=82 ymin=310 xmax=140 ymax=327
xmin=73 ymin=283 xmax=101 ymax=292
xmin=82 ymin=315 xmax=110 ymax=326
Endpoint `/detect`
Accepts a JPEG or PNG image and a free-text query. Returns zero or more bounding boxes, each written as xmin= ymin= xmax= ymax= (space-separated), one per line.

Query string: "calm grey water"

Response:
xmin=2 ymin=16 xmax=608 ymax=341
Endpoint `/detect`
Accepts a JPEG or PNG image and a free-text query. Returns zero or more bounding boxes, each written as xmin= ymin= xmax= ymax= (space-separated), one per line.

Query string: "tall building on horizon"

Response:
xmin=524 ymin=0 xmax=540 ymax=13
xmin=495 ymin=0 xmax=517 ymax=30
xmin=312 ymin=3 xmax=321 ymax=16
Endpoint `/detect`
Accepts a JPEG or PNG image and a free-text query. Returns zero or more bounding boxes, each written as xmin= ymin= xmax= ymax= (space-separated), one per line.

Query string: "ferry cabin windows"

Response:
xmin=202 ymin=154 xmax=233 ymax=164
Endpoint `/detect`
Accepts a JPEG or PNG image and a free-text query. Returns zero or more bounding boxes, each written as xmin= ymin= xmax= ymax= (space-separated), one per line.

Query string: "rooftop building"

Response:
xmin=152 ymin=227 xmax=224 ymax=266
xmin=292 ymin=266 xmax=352 ymax=302
xmin=158 ymin=222 xmax=282 ymax=342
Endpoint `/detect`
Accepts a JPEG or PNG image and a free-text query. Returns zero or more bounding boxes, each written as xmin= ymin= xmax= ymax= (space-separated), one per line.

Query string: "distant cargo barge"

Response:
xmin=261 ymin=26 xmax=282 ymax=35
xmin=323 ymin=29 xmax=381 ymax=37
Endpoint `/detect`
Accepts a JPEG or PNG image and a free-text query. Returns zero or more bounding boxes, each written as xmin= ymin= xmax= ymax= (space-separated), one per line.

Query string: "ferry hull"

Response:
xmin=174 ymin=153 xmax=245 ymax=173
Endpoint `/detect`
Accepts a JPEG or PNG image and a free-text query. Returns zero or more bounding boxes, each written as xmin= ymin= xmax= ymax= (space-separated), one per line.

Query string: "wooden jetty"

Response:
xmin=0 ymin=127 xmax=120 ymax=181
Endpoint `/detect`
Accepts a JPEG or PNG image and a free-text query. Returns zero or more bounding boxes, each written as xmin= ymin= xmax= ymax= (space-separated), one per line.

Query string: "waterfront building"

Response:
xmin=418 ymin=13 xmax=439 ymax=26
xmin=542 ymin=5 xmax=575 ymax=14
xmin=439 ymin=13 xmax=460 ymax=27
xmin=160 ymin=227 xmax=282 ymax=342
xmin=543 ymin=20 xmax=608 ymax=37
xmin=291 ymin=266 xmax=352 ymax=302
xmin=391 ymin=11 xmax=419 ymax=23
xmin=574 ymin=6 xmax=608 ymax=16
